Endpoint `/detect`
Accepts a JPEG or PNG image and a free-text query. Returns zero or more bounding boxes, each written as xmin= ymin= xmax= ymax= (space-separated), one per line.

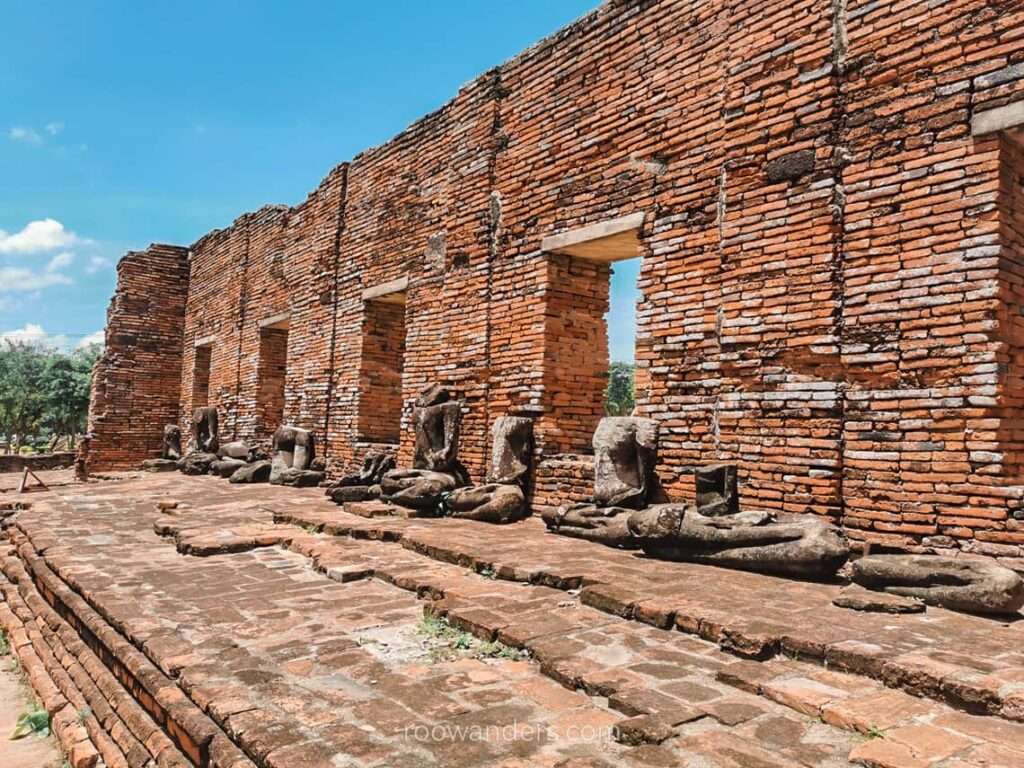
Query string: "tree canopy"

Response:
xmin=0 ymin=340 xmax=100 ymax=452
xmin=604 ymin=361 xmax=635 ymax=416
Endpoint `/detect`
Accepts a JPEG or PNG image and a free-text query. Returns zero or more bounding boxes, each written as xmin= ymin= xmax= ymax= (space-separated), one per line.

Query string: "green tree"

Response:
xmin=604 ymin=361 xmax=635 ymax=416
xmin=41 ymin=343 xmax=100 ymax=448
xmin=0 ymin=340 xmax=100 ymax=453
xmin=0 ymin=341 xmax=48 ymax=453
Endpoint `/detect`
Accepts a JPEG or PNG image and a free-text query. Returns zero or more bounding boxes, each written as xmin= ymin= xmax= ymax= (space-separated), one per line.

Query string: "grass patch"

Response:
xmin=0 ymin=630 xmax=9 ymax=656
xmin=10 ymin=707 xmax=50 ymax=740
xmin=416 ymin=615 xmax=527 ymax=662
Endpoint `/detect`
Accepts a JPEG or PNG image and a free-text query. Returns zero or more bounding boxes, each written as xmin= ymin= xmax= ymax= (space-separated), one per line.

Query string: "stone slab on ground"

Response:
xmin=6 ymin=473 xmax=1024 ymax=767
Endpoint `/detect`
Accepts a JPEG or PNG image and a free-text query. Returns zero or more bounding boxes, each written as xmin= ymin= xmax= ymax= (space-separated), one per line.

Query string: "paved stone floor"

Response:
xmin=4 ymin=473 xmax=1024 ymax=766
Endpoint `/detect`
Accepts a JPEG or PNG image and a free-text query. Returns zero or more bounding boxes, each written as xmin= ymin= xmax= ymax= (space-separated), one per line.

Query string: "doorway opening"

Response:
xmin=192 ymin=343 xmax=212 ymax=409
xmin=257 ymin=315 xmax=289 ymax=436
xmin=358 ymin=282 xmax=407 ymax=443
xmin=541 ymin=213 xmax=644 ymax=452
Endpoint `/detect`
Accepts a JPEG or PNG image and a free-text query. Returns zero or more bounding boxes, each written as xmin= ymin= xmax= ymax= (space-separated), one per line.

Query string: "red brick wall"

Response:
xmin=89 ymin=0 xmax=1024 ymax=554
xmin=86 ymin=245 xmax=189 ymax=470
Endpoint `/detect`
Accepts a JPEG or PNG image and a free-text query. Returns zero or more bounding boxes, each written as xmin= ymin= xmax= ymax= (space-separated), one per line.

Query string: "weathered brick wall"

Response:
xmin=86 ymin=245 xmax=189 ymax=470
xmin=90 ymin=0 xmax=1024 ymax=553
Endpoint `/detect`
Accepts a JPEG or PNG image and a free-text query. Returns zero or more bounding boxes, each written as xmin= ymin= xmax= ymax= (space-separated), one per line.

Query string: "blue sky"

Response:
xmin=1 ymin=0 xmax=637 ymax=361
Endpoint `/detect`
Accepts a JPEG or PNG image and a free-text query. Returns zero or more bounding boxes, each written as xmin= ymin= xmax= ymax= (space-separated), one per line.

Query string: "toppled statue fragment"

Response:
xmin=627 ymin=505 xmax=849 ymax=579
xmin=191 ymin=407 xmax=219 ymax=454
xmin=832 ymin=585 xmax=925 ymax=614
xmin=269 ymin=426 xmax=324 ymax=487
xmin=446 ymin=416 xmax=533 ymax=523
xmin=381 ymin=385 xmax=467 ymax=511
xmin=218 ymin=440 xmax=253 ymax=461
xmin=163 ymin=425 xmax=182 ymax=460
xmin=695 ymin=463 xmax=738 ymax=516
xmin=850 ymin=555 xmax=1024 ymax=616
xmin=542 ymin=417 xmax=658 ymax=544
xmin=229 ymin=460 xmax=271 ymax=484
xmin=179 ymin=452 xmax=218 ymax=475
xmin=142 ymin=424 xmax=182 ymax=472
xmin=211 ymin=457 xmax=247 ymax=478
xmin=327 ymin=451 xmax=395 ymax=504
xmin=593 ymin=417 xmax=659 ymax=508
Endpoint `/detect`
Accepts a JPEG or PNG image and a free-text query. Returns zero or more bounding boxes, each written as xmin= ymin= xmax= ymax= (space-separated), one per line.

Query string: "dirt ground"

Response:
xmin=0 ymin=653 xmax=62 ymax=768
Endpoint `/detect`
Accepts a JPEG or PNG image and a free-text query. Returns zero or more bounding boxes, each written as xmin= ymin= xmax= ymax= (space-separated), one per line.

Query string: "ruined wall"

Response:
xmin=90 ymin=0 xmax=1024 ymax=553
xmin=86 ymin=245 xmax=189 ymax=470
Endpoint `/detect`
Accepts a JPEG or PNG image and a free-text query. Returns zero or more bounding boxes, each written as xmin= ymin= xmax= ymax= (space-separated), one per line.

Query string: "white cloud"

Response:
xmin=45 ymin=121 xmax=64 ymax=136
xmin=46 ymin=252 xmax=74 ymax=272
xmin=0 ymin=323 xmax=70 ymax=350
xmin=8 ymin=126 xmax=43 ymax=145
xmin=86 ymin=255 xmax=112 ymax=273
xmin=76 ymin=330 xmax=105 ymax=349
xmin=0 ymin=218 xmax=84 ymax=254
xmin=0 ymin=266 xmax=73 ymax=292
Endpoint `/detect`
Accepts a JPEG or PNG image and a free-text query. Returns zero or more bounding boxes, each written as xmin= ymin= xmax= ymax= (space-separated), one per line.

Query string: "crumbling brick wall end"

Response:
xmin=86 ymin=244 xmax=190 ymax=471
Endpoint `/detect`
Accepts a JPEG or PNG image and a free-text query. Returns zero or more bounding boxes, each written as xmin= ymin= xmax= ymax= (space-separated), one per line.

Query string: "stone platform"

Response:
xmin=2 ymin=474 xmax=1024 ymax=767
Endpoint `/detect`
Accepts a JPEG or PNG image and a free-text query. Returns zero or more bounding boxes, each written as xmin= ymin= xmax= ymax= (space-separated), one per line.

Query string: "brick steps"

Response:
xmin=268 ymin=505 xmax=1024 ymax=724
xmin=1 ymin=533 xmax=256 ymax=768
xmin=157 ymin=516 xmax=1024 ymax=765
xmin=0 ymin=573 xmax=106 ymax=768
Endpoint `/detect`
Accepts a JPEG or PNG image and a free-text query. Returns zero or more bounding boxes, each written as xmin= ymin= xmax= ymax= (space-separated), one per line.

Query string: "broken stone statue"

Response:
xmin=164 ymin=424 xmax=183 ymax=460
xmin=627 ymin=503 xmax=850 ymax=580
xmin=327 ymin=451 xmax=396 ymax=504
xmin=542 ymin=417 xmax=658 ymax=546
xmin=625 ymin=463 xmax=849 ymax=579
xmin=229 ymin=460 xmax=272 ymax=484
xmin=177 ymin=408 xmax=221 ymax=475
xmin=207 ymin=439 xmax=251 ymax=478
xmin=142 ymin=424 xmax=183 ymax=472
xmin=380 ymin=385 xmax=467 ymax=511
xmin=191 ymin=407 xmax=220 ymax=453
xmin=269 ymin=426 xmax=324 ymax=487
xmin=445 ymin=416 xmax=533 ymax=523
xmin=850 ymin=555 xmax=1024 ymax=616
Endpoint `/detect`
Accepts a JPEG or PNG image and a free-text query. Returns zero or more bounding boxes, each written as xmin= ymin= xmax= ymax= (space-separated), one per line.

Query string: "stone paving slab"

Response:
xmin=264 ymin=486 xmax=1024 ymax=721
xmin=5 ymin=473 xmax=1024 ymax=767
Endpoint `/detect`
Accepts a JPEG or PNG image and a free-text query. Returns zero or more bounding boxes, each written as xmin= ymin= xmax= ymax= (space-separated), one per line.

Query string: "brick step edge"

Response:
xmin=0 ymin=571 xmax=108 ymax=768
xmin=273 ymin=508 xmax=1024 ymax=723
xmin=1 ymin=555 xmax=166 ymax=768
xmin=3 ymin=531 xmax=258 ymax=768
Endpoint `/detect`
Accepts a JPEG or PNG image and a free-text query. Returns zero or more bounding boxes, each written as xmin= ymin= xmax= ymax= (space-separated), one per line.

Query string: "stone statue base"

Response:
xmin=229 ymin=460 xmax=271 ymax=484
xmin=142 ymin=458 xmax=178 ymax=473
xmin=179 ymin=452 xmax=218 ymax=475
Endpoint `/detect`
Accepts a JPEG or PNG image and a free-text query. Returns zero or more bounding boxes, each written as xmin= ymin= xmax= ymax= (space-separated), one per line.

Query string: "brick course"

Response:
xmin=88 ymin=0 xmax=1024 ymax=553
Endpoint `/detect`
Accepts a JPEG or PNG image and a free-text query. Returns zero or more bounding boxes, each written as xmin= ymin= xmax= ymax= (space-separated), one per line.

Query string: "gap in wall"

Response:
xmin=358 ymin=293 xmax=407 ymax=443
xmin=192 ymin=345 xmax=212 ymax=409
xmin=257 ymin=321 xmax=289 ymax=436
xmin=605 ymin=256 xmax=640 ymax=416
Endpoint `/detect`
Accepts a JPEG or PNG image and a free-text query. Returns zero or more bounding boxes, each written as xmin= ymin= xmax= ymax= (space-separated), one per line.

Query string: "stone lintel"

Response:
xmin=259 ymin=312 xmax=291 ymax=330
xmin=363 ymin=276 xmax=409 ymax=304
xmin=972 ymin=100 xmax=1024 ymax=136
xmin=194 ymin=335 xmax=216 ymax=348
xmin=541 ymin=212 xmax=645 ymax=262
